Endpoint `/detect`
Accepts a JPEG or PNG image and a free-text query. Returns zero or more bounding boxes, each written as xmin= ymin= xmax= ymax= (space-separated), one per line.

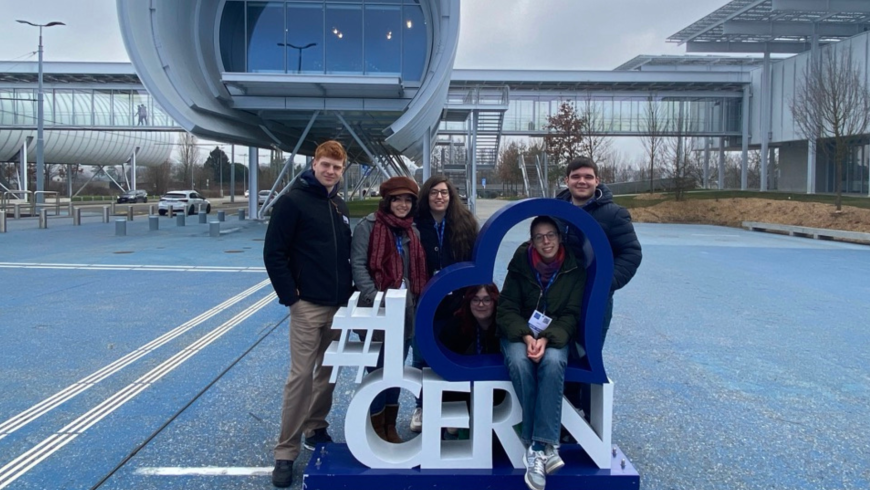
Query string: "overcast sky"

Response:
xmin=1 ymin=0 xmax=730 ymax=69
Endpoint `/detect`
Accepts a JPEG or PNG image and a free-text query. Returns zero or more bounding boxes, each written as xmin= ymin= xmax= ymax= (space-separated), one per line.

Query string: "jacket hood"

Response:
xmin=296 ymin=169 xmax=339 ymax=199
xmin=556 ymin=183 xmax=613 ymax=209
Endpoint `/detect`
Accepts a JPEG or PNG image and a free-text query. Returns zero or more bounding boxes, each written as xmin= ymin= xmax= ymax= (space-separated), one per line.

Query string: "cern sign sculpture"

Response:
xmin=319 ymin=199 xmax=635 ymax=484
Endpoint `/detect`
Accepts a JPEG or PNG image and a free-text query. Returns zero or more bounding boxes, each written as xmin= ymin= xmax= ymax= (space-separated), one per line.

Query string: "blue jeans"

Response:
xmin=368 ymin=338 xmax=411 ymax=414
xmin=501 ymin=338 xmax=568 ymax=446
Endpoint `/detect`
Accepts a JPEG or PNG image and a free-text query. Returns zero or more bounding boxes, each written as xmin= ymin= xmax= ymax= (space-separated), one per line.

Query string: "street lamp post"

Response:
xmin=17 ymin=19 xmax=65 ymax=205
xmin=278 ymin=42 xmax=316 ymax=73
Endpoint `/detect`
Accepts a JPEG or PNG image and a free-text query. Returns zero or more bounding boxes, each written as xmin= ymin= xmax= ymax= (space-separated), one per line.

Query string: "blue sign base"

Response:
xmin=303 ymin=443 xmax=639 ymax=490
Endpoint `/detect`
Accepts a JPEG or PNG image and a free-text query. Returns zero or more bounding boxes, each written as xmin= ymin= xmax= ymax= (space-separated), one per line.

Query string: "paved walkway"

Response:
xmin=0 ymin=208 xmax=867 ymax=490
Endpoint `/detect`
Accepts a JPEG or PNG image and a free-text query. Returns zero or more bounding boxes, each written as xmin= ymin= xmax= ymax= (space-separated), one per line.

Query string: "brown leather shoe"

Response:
xmin=384 ymin=404 xmax=403 ymax=443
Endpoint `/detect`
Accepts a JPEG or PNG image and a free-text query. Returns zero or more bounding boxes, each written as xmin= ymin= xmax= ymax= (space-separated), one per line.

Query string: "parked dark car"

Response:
xmin=117 ymin=189 xmax=148 ymax=203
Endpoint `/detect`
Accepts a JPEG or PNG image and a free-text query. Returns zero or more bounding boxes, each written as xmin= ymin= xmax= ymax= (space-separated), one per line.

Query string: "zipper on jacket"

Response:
xmin=329 ymin=197 xmax=339 ymax=303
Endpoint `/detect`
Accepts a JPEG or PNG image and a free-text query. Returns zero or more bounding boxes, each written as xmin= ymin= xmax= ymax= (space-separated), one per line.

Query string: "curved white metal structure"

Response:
xmin=117 ymin=0 xmax=460 ymax=162
xmin=0 ymin=129 xmax=172 ymax=167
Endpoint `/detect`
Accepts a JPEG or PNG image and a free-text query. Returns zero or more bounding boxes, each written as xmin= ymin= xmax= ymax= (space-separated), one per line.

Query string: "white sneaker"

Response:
xmin=523 ymin=445 xmax=547 ymax=490
xmin=544 ymin=444 xmax=564 ymax=474
xmin=409 ymin=407 xmax=423 ymax=433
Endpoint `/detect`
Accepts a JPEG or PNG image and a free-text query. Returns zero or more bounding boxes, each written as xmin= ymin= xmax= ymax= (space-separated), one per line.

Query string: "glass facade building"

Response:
xmin=220 ymin=0 xmax=428 ymax=81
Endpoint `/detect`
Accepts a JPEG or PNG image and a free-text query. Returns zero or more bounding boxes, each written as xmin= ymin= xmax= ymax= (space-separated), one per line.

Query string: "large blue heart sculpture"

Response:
xmin=414 ymin=198 xmax=614 ymax=384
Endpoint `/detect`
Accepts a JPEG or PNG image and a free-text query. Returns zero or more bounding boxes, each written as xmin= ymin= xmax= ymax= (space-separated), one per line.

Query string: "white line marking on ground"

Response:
xmin=0 ymin=262 xmax=266 ymax=272
xmin=0 ymin=279 xmax=272 ymax=441
xmin=135 ymin=467 xmax=273 ymax=476
xmin=0 ymin=292 xmax=277 ymax=489
xmin=690 ymin=234 xmax=740 ymax=237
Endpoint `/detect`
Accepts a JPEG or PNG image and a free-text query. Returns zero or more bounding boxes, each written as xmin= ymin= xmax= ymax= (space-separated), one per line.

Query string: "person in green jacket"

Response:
xmin=497 ymin=215 xmax=586 ymax=490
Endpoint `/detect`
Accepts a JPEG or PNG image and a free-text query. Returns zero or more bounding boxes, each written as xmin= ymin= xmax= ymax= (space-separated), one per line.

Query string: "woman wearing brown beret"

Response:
xmin=350 ymin=176 xmax=429 ymax=443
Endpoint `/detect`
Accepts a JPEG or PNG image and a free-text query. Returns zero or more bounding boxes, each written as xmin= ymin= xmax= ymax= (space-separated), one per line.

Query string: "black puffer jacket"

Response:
xmin=263 ymin=170 xmax=353 ymax=307
xmin=555 ymin=183 xmax=642 ymax=292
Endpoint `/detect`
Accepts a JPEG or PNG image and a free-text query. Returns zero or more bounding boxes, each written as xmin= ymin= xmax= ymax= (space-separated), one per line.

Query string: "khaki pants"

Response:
xmin=274 ymin=300 xmax=340 ymax=461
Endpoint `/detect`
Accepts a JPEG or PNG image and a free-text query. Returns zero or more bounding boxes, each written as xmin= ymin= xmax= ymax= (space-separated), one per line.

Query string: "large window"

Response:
xmin=221 ymin=0 xmax=429 ymax=81
xmin=364 ymin=4 xmax=401 ymax=75
xmin=247 ymin=2 xmax=285 ymax=72
xmin=286 ymin=3 xmax=324 ymax=73
xmin=326 ymin=4 xmax=363 ymax=74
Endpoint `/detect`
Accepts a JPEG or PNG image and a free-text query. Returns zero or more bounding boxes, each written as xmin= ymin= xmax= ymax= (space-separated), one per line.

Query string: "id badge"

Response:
xmin=528 ymin=310 xmax=552 ymax=337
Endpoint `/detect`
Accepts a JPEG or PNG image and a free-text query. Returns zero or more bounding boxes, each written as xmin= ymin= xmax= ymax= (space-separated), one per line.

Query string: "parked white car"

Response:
xmin=158 ymin=190 xmax=211 ymax=216
xmin=258 ymin=190 xmax=270 ymax=205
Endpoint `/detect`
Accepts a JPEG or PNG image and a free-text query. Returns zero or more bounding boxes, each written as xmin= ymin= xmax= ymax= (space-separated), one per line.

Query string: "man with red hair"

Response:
xmin=264 ymin=140 xmax=352 ymax=487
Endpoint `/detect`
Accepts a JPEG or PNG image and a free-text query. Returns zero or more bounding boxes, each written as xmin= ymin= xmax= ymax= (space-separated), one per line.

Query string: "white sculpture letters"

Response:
xmin=323 ymin=289 xmax=614 ymax=470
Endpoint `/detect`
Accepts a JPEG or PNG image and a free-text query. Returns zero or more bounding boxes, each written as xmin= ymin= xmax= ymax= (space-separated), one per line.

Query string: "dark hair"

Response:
xmin=454 ymin=284 xmax=500 ymax=339
xmin=530 ymin=215 xmax=561 ymax=239
xmin=565 ymin=156 xmax=598 ymax=178
xmin=417 ymin=175 xmax=478 ymax=260
xmin=378 ymin=193 xmax=418 ymax=216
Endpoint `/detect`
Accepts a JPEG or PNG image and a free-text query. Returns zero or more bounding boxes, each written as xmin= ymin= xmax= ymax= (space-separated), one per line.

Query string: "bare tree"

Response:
xmin=176 ymin=132 xmax=201 ymax=189
xmin=790 ymin=47 xmax=870 ymax=210
xmin=578 ymin=96 xmax=614 ymax=166
xmin=640 ymin=95 xmax=665 ymax=193
xmin=144 ymin=160 xmax=173 ymax=196
xmin=663 ymin=103 xmax=700 ymax=201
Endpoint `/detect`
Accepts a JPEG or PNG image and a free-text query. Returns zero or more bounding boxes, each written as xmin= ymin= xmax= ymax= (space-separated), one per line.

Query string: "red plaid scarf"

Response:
xmin=368 ymin=210 xmax=429 ymax=296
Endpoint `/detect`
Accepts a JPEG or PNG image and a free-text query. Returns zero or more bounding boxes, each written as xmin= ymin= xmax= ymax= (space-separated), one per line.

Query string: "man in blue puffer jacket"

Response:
xmin=555 ymin=157 xmax=642 ymax=434
xmin=555 ymin=157 xmax=642 ymax=343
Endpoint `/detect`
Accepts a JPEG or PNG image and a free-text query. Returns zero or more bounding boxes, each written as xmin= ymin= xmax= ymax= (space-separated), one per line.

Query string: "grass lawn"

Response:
xmin=613 ymin=190 xmax=870 ymax=210
xmin=346 ymin=199 xmax=381 ymax=217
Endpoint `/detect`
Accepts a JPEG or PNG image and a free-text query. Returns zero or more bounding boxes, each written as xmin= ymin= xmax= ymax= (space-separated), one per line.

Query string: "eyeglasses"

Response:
xmin=429 ymin=189 xmax=449 ymax=197
xmin=532 ymin=232 xmax=559 ymax=244
xmin=471 ymin=296 xmax=493 ymax=306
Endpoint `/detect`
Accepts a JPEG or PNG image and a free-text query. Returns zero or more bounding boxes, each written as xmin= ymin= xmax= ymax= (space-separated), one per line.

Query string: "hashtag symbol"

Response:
xmin=324 ymin=290 xmax=408 ymax=384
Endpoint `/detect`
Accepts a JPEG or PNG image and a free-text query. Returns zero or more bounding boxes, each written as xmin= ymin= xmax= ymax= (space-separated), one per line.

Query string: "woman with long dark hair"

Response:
xmin=409 ymin=175 xmax=479 ymax=433
xmin=351 ymin=176 xmax=429 ymax=443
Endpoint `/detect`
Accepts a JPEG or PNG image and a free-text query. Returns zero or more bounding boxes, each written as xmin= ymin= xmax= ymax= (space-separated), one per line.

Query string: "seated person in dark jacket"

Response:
xmin=438 ymin=284 xmax=502 ymax=439
xmin=440 ymin=284 xmax=501 ymax=356
xmin=497 ymin=216 xmax=586 ymax=490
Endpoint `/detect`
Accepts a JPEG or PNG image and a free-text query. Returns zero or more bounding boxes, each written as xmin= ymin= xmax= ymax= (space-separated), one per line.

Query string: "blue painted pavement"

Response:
xmin=0 ymin=217 xmax=867 ymax=489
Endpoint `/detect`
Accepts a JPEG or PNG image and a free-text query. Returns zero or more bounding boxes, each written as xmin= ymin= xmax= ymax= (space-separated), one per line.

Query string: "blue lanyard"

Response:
xmin=434 ymin=220 xmax=445 ymax=251
xmin=395 ymin=233 xmax=404 ymax=257
xmin=535 ymin=272 xmax=558 ymax=313
xmin=475 ymin=327 xmax=482 ymax=355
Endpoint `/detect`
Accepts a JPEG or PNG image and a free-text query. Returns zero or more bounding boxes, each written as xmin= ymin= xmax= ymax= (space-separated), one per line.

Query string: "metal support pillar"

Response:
xmin=807 ymin=35 xmax=819 ymax=195
xmin=703 ymin=138 xmax=711 ymax=189
xmin=131 ymin=147 xmax=139 ymax=191
xmin=336 ymin=113 xmax=391 ymax=186
xmin=422 ymin=128 xmax=432 ymax=182
xmin=20 ymin=139 xmax=30 ymax=194
xmin=230 ymin=144 xmax=235 ymax=203
xmin=470 ymin=110 xmax=478 ymax=214
xmin=259 ymin=111 xmax=319 ymax=219
xmin=718 ymin=138 xmax=725 ymax=190
xmin=760 ymin=50 xmax=771 ymax=191
xmin=66 ymin=164 xmax=73 ymax=198
xmin=248 ymin=148 xmax=259 ymax=220
xmin=742 ymin=85 xmax=750 ymax=190
xmin=769 ymin=147 xmax=776 ymax=190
